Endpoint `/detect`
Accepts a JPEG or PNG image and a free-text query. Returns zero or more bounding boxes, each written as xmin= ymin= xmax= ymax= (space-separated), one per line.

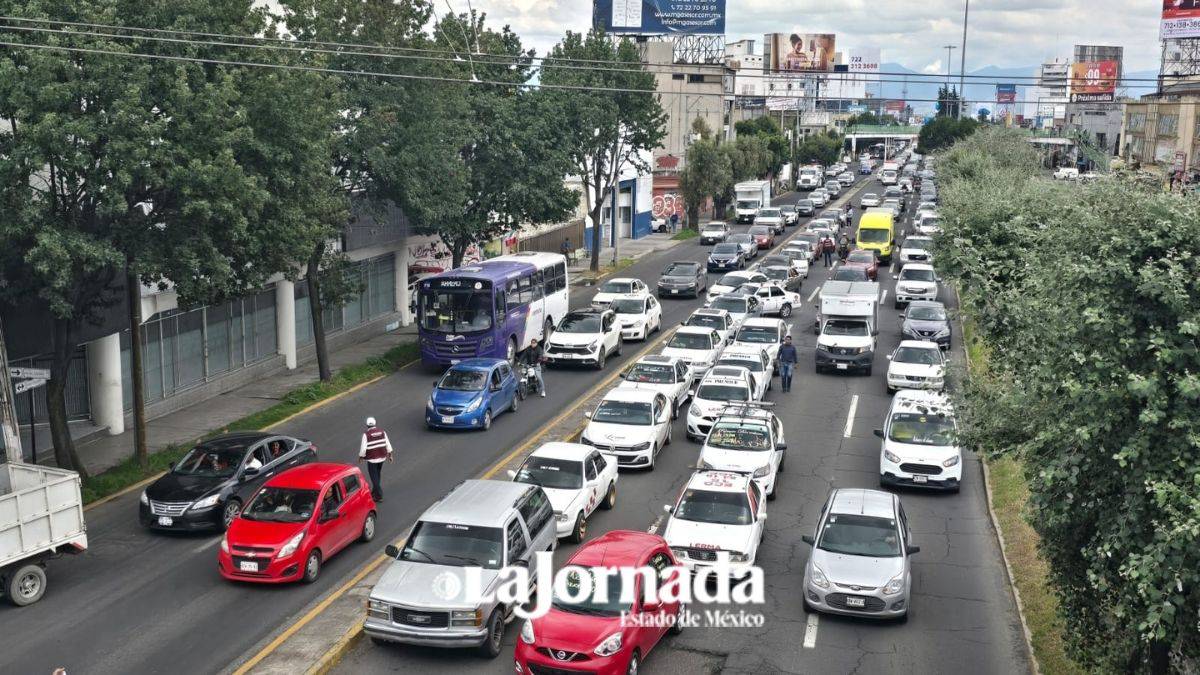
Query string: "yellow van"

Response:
xmin=856 ymin=209 xmax=896 ymax=262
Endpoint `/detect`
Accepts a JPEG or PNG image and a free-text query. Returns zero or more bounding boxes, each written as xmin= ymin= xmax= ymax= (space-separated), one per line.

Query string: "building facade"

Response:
xmin=1120 ymin=91 xmax=1199 ymax=177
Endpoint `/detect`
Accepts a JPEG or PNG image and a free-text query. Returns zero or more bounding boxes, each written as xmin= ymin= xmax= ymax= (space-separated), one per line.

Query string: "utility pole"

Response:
xmin=0 ymin=315 xmax=24 ymax=463
xmin=959 ymin=0 xmax=970 ymax=119
xmin=943 ymin=45 xmax=957 ymax=116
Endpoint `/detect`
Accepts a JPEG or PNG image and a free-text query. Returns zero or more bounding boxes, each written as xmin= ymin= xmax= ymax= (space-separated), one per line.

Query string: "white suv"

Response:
xmin=545 ymin=309 xmax=622 ymax=369
xmin=697 ymin=403 xmax=787 ymax=500
xmin=885 ymin=341 xmax=945 ymax=394
xmin=582 ymin=389 xmax=673 ymax=470
xmin=663 ymin=470 xmax=766 ymax=580
xmin=875 ymin=390 xmax=961 ymax=492
xmin=731 ymin=317 xmax=790 ymax=367
xmin=898 ymin=236 xmax=934 ymax=265
xmin=686 ymin=366 xmax=758 ymax=441
xmin=700 ymin=221 xmax=731 ymax=244
xmin=893 ymin=264 xmax=939 ymax=309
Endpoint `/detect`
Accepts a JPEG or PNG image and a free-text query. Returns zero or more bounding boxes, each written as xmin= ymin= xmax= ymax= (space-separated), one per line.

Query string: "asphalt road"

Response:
xmin=0 ymin=173 xmax=1028 ymax=675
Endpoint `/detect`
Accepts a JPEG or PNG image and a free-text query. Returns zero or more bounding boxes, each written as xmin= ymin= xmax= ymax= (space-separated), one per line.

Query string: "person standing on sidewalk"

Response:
xmin=778 ymin=336 xmax=799 ymax=392
xmin=670 ymin=212 xmax=679 ymax=234
xmin=358 ymin=416 xmax=393 ymax=502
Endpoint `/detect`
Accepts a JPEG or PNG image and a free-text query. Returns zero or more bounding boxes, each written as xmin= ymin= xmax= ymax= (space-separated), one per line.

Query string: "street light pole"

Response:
xmin=959 ymin=0 xmax=970 ymax=119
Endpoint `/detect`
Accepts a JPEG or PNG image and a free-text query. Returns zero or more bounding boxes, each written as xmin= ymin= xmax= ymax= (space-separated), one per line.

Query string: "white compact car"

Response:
xmin=732 ymin=317 xmax=791 ymax=367
xmin=894 ymin=264 xmax=939 ymax=309
xmin=609 ymin=294 xmax=662 ymax=341
xmin=697 ymin=403 xmax=786 ymax=499
xmin=747 ymin=283 xmax=802 ymax=318
xmin=809 ymin=190 xmax=829 ymax=207
xmin=885 ymin=341 xmax=946 ymax=394
xmin=618 ymin=354 xmax=693 ymax=418
xmin=581 ymin=389 xmax=673 ymax=470
xmin=914 ymin=214 xmax=942 ymax=236
xmin=860 ymin=193 xmax=882 ymax=208
xmin=876 ymin=390 xmax=961 ymax=492
xmin=660 ymin=327 xmax=726 ymax=382
xmin=898 ymin=236 xmax=934 ymax=265
xmin=591 ymin=277 xmax=649 ymax=307
xmin=784 ymin=241 xmax=817 ymax=264
xmin=545 ymin=309 xmax=623 ymax=369
xmin=663 ymin=470 xmax=766 ymax=580
xmin=705 ymin=293 xmax=762 ymax=327
xmin=714 ymin=345 xmax=774 ymax=399
xmin=683 ymin=307 xmax=737 ymax=345
xmin=700 ymin=221 xmax=731 ymax=244
xmin=509 ymin=442 xmax=618 ymax=542
xmin=686 ymin=366 xmax=759 ymax=441
xmin=708 ymin=271 xmax=767 ymax=298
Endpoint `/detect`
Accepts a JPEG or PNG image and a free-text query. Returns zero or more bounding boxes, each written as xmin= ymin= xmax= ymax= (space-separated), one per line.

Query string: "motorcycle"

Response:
xmin=517 ymin=364 xmax=541 ymax=400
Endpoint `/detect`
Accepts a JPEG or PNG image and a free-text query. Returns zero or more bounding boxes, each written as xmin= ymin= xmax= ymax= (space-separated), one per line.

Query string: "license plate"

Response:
xmin=913 ymin=475 xmax=929 ymax=484
xmin=846 ymin=596 xmax=866 ymax=608
xmin=157 ymin=516 xmax=173 ymax=527
xmin=836 ymin=363 xmax=848 ymax=370
xmin=671 ymin=289 xmax=679 ymax=294
xmin=239 ymin=561 xmax=259 ymax=572
xmin=449 ymin=359 xmax=461 ymax=365
xmin=441 ymin=416 xmax=454 ymax=424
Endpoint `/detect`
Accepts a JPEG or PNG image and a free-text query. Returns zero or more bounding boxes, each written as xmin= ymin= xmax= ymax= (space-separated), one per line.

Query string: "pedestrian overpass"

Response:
xmin=843 ymin=125 xmax=922 ymax=155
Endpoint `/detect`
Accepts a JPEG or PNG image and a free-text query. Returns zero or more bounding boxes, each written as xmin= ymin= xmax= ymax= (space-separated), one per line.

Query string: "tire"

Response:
xmin=886 ymin=384 xmax=895 ymax=395
xmin=596 ymin=348 xmax=607 ymax=370
xmin=815 ymin=363 xmax=822 ymax=374
xmin=767 ymin=480 xmax=777 ymax=501
xmin=664 ymin=426 xmax=672 ymax=446
xmin=477 ymin=610 xmax=504 ymax=658
xmin=600 ymin=482 xmax=617 ymax=510
xmin=482 ymin=409 xmax=493 ymax=430
xmin=369 ymin=636 xmax=390 ymax=646
xmin=615 ymin=337 xmax=623 ymax=357
xmin=779 ymin=452 xmax=786 ymax=472
xmin=510 ymin=393 xmax=520 ymax=413
xmin=647 ymin=443 xmax=657 ymax=470
xmin=7 ymin=564 xmax=46 ymax=606
xmin=897 ymin=609 xmax=910 ymax=624
xmin=302 ymin=550 xmax=322 ymax=584
xmin=626 ymin=652 xmax=641 ymax=675
xmin=894 ymin=301 xmax=902 ymax=310
xmin=864 ymin=365 xmax=873 ymax=377
xmin=360 ymin=511 xmax=377 ymax=543
xmin=221 ymin=499 xmax=242 ymax=531
xmin=568 ymin=513 xmax=587 ymax=544
xmin=779 ymin=303 xmax=792 ymax=318
xmin=506 ymin=338 xmax=517 ymax=367
xmin=671 ymin=400 xmax=679 ymax=420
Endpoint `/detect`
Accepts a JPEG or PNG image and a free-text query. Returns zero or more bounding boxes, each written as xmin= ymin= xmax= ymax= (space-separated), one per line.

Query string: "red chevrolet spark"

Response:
xmin=515 ymin=530 xmax=682 ymax=675
xmin=218 ymin=463 xmax=376 ymax=584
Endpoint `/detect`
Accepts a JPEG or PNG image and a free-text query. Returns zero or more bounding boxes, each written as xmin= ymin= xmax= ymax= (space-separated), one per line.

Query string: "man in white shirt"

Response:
xmin=358 ymin=416 xmax=394 ymax=501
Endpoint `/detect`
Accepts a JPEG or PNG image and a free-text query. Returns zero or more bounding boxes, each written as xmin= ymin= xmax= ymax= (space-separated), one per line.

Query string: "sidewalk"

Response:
xmin=33 ymin=324 xmax=417 ymax=477
xmin=569 ymin=232 xmax=686 ymax=284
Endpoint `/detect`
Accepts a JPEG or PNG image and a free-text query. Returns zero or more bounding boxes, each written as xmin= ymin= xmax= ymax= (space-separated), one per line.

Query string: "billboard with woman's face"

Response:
xmin=766 ymin=32 xmax=836 ymax=72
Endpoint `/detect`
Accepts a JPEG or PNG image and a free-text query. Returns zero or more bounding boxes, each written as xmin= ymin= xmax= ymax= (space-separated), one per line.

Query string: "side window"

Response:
xmin=749 ymin=482 xmax=763 ymax=512
xmin=490 ymin=369 xmax=503 ymax=389
xmin=554 ymin=263 xmax=567 ymax=292
xmin=342 ymin=474 xmax=361 ymax=497
xmin=517 ymin=488 xmax=553 ymax=538
xmin=584 ymin=457 xmax=598 ymax=481
xmin=590 ymin=452 xmax=607 ymax=473
xmin=498 ymin=363 xmax=511 ymax=380
xmin=248 ymin=445 xmax=271 ymax=467
xmin=496 ymin=288 xmax=507 ymax=315
xmin=772 ymin=287 xmax=784 ymax=298
xmin=675 ymin=362 xmax=687 ymax=382
xmin=531 ymin=272 xmax=544 ymax=301
xmin=322 ymin=483 xmax=344 ymax=514
xmin=505 ymin=519 xmax=528 ymax=562
xmin=517 ymin=276 xmax=534 ymax=305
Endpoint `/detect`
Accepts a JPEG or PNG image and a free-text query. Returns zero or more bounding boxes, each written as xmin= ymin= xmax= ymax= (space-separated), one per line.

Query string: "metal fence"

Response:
xmin=517 ymin=220 xmax=585 ymax=256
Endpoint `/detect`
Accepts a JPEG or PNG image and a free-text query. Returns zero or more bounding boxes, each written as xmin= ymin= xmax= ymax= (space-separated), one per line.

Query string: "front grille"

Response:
xmin=536 ymin=648 xmax=587 ymax=662
xmin=529 ymin=664 xmax=588 ymax=675
xmin=829 ymin=347 xmax=858 ymax=356
xmin=549 ymin=345 xmax=591 ymax=355
xmin=392 ymin=608 xmax=449 ymax=628
xmin=232 ymin=545 xmax=274 ymax=554
xmin=825 ymin=593 xmax=886 ymax=612
xmin=432 ymin=341 xmax=478 ymax=358
xmin=149 ymin=500 xmax=191 ymax=517
xmin=902 ymin=286 xmax=928 ymax=294
xmin=686 ymin=547 xmax=718 ymax=562
xmin=900 ymin=463 xmax=943 ymax=475
xmin=907 ymin=254 xmax=928 ymax=261
xmin=435 ymin=406 xmax=464 ymax=416
xmin=914 ymin=330 xmax=942 ymax=339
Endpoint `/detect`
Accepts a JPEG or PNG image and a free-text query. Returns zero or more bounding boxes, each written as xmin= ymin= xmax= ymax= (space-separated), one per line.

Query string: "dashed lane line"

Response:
xmin=806 ymin=286 xmax=820 ymax=303
xmin=843 ymin=394 xmax=859 ymax=439
xmin=803 ymin=613 xmax=819 ymax=648
xmin=879 ymin=290 xmax=888 ymax=306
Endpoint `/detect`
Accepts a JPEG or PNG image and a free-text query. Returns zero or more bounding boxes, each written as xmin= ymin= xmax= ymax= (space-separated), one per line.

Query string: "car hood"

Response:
xmin=691 ymin=397 xmax=739 ymax=418
xmin=889 ymin=362 xmax=943 ymax=378
xmin=897 ymin=280 xmax=936 ymax=291
xmin=533 ymin=610 xmax=623 ymax=653
xmin=708 ymin=284 xmax=740 ymax=295
xmin=226 ymin=517 xmax=307 ymax=548
xmin=660 ymin=346 xmax=716 ymax=363
xmin=146 ymin=471 xmax=227 ymax=502
xmin=549 ymin=333 xmax=599 ymax=347
xmin=373 ymin=561 xmax=501 ymax=610
xmin=663 ymin=517 xmax=757 ymax=554
xmin=618 ymin=381 xmax=676 ymax=398
xmin=809 ymin=549 xmax=905 ymax=588
xmin=757 ymin=218 xmax=782 ymax=224
xmin=432 ymin=388 xmax=484 ymax=407
xmin=708 ymin=254 xmax=738 ymax=261
xmin=818 ymin=335 xmax=873 ymax=349
xmin=660 ymin=274 xmax=697 ymax=283
xmin=541 ymin=486 xmax=583 ymax=515
xmin=900 ymin=247 xmax=930 ymax=256
xmin=699 ymin=446 xmax=773 ymax=475
xmin=903 ymin=319 xmax=949 ymax=334
xmin=591 ymin=292 xmax=622 ymax=304
xmin=583 ymin=420 xmax=653 ymax=446
xmin=885 ymin=439 xmax=960 ymax=463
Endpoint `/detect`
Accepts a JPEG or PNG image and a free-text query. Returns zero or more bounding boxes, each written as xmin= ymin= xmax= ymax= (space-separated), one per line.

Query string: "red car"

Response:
xmin=748 ymin=225 xmax=775 ymax=249
xmin=219 ymin=463 xmax=376 ymax=584
xmin=515 ymin=531 xmax=682 ymax=675
xmin=844 ymin=249 xmax=879 ymax=280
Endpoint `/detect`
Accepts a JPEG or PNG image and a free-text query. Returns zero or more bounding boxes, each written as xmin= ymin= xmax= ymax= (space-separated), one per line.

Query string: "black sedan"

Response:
xmin=707 ymin=243 xmax=746 ymax=272
xmin=140 ymin=431 xmax=317 ymax=532
xmin=657 ymin=260 xmax=707 ymax=298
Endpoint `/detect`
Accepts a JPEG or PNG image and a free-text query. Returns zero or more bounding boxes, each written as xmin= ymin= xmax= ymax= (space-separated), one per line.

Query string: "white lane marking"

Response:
xmin=807 ymin=286 xmax=821 ymax=302
xmin=891 ymin=263 xmax=898 ymax=274
xmin=843 ymin=394 xmax=859 ymax=438
xmin=879 ymin=290 xmax=888 ymax=306
xmin=803 ymin=613 xmax=819 ymax=648
xmin=193 ymin=538 xmax=220 ymax=554
xmin=647 ymin=515 xmax=664 ymax=534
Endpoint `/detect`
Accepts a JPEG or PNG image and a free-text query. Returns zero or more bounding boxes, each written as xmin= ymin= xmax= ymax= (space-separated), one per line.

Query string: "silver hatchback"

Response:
xmin=801 ymin=488 xmax=918 ymax=621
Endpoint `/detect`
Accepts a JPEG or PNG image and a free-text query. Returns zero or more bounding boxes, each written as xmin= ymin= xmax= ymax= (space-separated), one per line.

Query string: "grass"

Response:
xmin=80 ymin=341 xmax=419 ymax=504
xmin=576 ymin=257 xmax=637 ymax=285
xmin=671 ymin=228 xmax=700 ymax=241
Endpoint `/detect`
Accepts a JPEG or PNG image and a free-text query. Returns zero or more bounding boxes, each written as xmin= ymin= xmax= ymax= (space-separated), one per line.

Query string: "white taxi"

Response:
xmin=662 ymin=470 xmax=766 ymax=580
xmin=618 ymin=354 xmax=693 ymax=419
xmin=708 ymin=271 xmax=767 ymax=298
xmin=731 ymin=317 xmax=790 ymax=366
xmin=582 ymin=389 xmax=673 ymax=470
xmin=714 ymin=346 xmax=773 ymax=400
xmin=591 ymin=277 xmax=649 ymax=308
xmin=875 ymin=390 xmax=961 ymax=492
xmin=697 ymin=403 xmax=786 ymax=500
xmin=609 ymin=294 xmax=662 ymax=341
xmin=686 ymin=366 xmax=758 ymax=441
xmin=681 ymin=307 xmax=736 ymax=345
xmin=885 ymin=341 xmax=946 ymax=394
xmin=660 ymin=327 xmax=725 ymax=382
xmin=508 ymin=442 xmax=618 ymax=543
xmin=747 ymin=283 xmax=802 ymax=318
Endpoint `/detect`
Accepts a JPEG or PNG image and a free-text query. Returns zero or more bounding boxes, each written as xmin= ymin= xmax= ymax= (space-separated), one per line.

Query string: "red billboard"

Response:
xmin=1069 ymin=61 xmax=1118 ymax=102
xmin=884 ymin=100 xmax=905 ymax=113
xmin=996 ymin=84 xmax=1017 ymax=103
xmin=1162 ymin=0 xmax=1200 ymax=39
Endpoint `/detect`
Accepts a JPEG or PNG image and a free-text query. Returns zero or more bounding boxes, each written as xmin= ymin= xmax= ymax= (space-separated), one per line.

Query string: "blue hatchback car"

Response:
xmin=425 ymin=358 xmax=520 ymax=431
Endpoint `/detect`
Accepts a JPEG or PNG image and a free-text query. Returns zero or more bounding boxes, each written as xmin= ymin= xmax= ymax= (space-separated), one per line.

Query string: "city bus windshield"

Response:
xmin=420 ymin=286 xmax=494 ymax=333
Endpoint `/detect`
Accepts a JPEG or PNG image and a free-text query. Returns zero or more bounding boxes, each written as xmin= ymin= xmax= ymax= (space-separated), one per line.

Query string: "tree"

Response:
xmin=917 ymin=117 xmax=978 ymax=154
xmin=794 ymin=133 xmax=843 ymax=167
xmin=936 ymin=85 xmax=962 ymax=118
xmin=735 ymin=116 xmax=789 ymax=177
xmin=541 ymin=30 xmax=666 ymax=273
xmin=679 ymin=137 xmax=731 ymax=229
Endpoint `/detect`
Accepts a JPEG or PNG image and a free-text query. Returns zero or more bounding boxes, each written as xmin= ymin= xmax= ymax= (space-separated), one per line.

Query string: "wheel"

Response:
xmin=510 ymin=393 xmax=520 ymax=412
xmin=600 ymin=482 xmax=617 ymax=510
xmin=596 ymin=348 xmax=607 ymax=370
xmin=477 ymin=610 xmax=504 ymax=658
xmin=360 ymin=511 xmax=377 ymax=542
xmin=506 ymin=338 xmax=517 ymax=366
xmin=626 ymin=651 xmax=641 ymax=675
xmin=221 ymin=499 xmax=242 ymax=530
xmin=779 ymin=303 xmax=792 ymax=318
xmin=517 ymin=383 xmax=527 ymax=401
xmin=669 ymin=604 xmax=685 ymax=635
xmin=886 ymin=383 xmax=895 ymax=395
xmin=647 ymin=443 xmax=657 ymax=470
xmin=568 ymin=512 xmax=587 ymax=543
xmin=7 ymin=564 xmax=46 ymax=606
xmin=779 ymin=453 xmax=786 ymax=472
xmin=302 ymin=550 xmax=322 ymax=584
xmin=767 ymin=480 xmax=778 ymax=501
xmin=369 ymin=636 xmax=390 ymax=646
xmin=481 ymin=409 xmax=493 ymax=430
xmin=615 ymin=337 xmax=623 ymax=356
xmin=767 ymin=377 xmax=772 ymax=392
xmin=815 ymin=363 xmax=822 ymax=374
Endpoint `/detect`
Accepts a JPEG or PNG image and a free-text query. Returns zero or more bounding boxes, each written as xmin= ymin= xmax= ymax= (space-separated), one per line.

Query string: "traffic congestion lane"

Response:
xmin=0 ymin=182 xmax=850 ymax=675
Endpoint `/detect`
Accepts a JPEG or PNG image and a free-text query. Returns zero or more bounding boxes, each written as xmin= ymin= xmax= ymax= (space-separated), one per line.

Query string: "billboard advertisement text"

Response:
xmin=996 ymin=84 xmax=1017 ymax=103
xmin=593 ymin=0 xmax=726 ymax=35
xmin=766 ymin=32 xmax=836 ymax=72
xmin=822 ymin=47 xmax=880 ymax=102
xmin=1162 ymin=0 xmax=1200 ymax=39
xmin=1069 ymin=61 xmax=1118 ymax=102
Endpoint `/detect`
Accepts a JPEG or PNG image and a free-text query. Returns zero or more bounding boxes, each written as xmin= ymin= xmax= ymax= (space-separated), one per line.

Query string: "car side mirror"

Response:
xmin=777 ymin=443 xmax=787 ymax=451
xmin=432 ymin=380 xmax=439 ymax=387
xmin=908 ymin=545 xmax=921 ymax=555
xmin=385 ymin=544 xmax=401 ymax=559
xmin=242 ymin=467 xmax=260 ymax=480
xmin=801 ymin=534 xmax=815 ymax=545
xmin=873 ymin=429 xmax=884 ymax=438
xmin=583 ymin=411 xmax=592 ymax=419
xmin=886 ymin=354 xmax=893 ymax=361
xmin=687 ymin=390 xmax=695 ymax=397
xmin=507 ymin=469 xmax=518 ymax=479
xmin=757 ymin=512 xmax=767 ymax=523
xmin=663 ymin=504 xmax=673 ymax=514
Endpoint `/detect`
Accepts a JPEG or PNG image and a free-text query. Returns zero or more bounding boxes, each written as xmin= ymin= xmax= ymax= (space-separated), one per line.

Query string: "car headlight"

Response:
xmin=942 ymin=455 xmax=960 ymax=468
xmin=368 ymin=598 xmax=390 ymax=619
xmin=810 ymin=564 xmax=830 ymax=589
xmin=670 ymin=546 xmax=688 ymax=558
xmin=594 ymin=632 xmax=623 ymax=657
xmin=451 ymin=609 xmax=482 ymax=627
xmin=191 ymin=494 xmax=220 ymax=511
xmin=630 ymin=320 xmax=645 ymax=328
xmin=752 ymin=464 xmax=772 ymax=478
xmin=520 ymin=619 xmax=535 ymax=644
xmin=934 ymin=327 xmax=951 ymax=337
xmin=426 ymin=396 xmax=435 ymax=412
xmin=631 ymin=442 xmax=651 ymax=452
xmin=587 ymin=341 xmax=599 ymax=352
xmin=277 ymin=530 xmax=306 ymax=559
xmin=140 ymin=490 xmax=149 ymax=505
xmin=883 ymin=575 xmax=905 ymax=595
xmin=883 ymin=449 xmax=902 ymax=463
xmin=854 ymin=346 xmax=871 ymax=355
xmin=463 ymin=396 xmax=483 ymax=413
xmin=729 ymin=552 xmax=750 ymax=563
xmin=220 ymin=535 xmax=229 ymax=554
xmin=688 ymin=404 xmax=702 ymax=418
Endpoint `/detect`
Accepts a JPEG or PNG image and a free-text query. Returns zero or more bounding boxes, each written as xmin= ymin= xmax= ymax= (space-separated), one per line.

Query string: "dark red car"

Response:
xmin=514 ymin=530 xmax=683 ymax=675
xmin=219 ymin=463 xmax=376 ymax=584
xmin=844 ymin=249 xmax=879 ymax=281
xmin=748 ymin=225 xmax=775 ymax=249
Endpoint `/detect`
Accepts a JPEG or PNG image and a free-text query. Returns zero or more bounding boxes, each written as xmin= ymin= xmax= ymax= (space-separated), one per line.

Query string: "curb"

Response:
xmin=307 ymin=623 xmax=365 ymax=675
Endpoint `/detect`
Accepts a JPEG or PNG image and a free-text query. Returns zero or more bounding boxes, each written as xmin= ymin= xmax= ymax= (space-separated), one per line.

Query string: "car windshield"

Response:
xmin=758 ymin=209 xmax=781 ymax=217
xmin=796 ymin=234 xmax=818 ymax=245
xmin=696 ymin=384 xmax=749 ymax=402
xmin=626 ymin=363 xmax=676 ymax=384
xmin=832 ymin=268 xmax=869 ymax=281
xmin=862 ymin=193 xmax=878 ymax=201
xmin=717 ymin=356 xmax=763 ymax=373
xmin=763 ymin=268 xmax=788 ymax=281
xmin=895 ymin=347 xmax=942 ymax=365
xmin=598 ymin=281 xmax=634 ymax=294
xmin=761 ymin=256 xmax=790 ymax=268
xmin=818 ymin=513 xmax=902 ymax=557
xmin=919 ymin=218 xmax=940 ymax=228
xmin=685 ymin=313 xmax=726 ymax=330
xmin=824 ymin=320 xmax=870 ymax=337
xmin=908 ymin=306 xmax=947 ymax=321
xmin=823 ymin=210 xmax=841 ymax=219
xmin=611 ymin=298 xmax=646 ymax=314
xmin=797 ymin=200 xmax=813 ymax=208
xmin=888 ymin=412 xmax=956 ymax=446
xmin=420 ymin=287 xmax=494 ymax=333
xmin=749 ymin=226 xmax=771 ymax=236
xmin=173 ymin=444 xmax=246 ymax=478
xmin=712 ymin=297 xmax=750 ymax=314
xmin=906 ymin=237 xmax=934 ymax=249
xmin=515 ymin=456 xmax=583 ymax=491
xmin=729 ymin=234 xmax=753 ymax=244
xmin=674 ymin=489 xmax=753 ymax=526
xmin=400 ymin=521 xmax=504 ymax=569
xmin=668 ymin=333 xmax=713 ymax=350
xmin=707 ymin=423 xmax=771 ymax=451
xmin=664 ymin=263 xmax=699 ymax=276
xmin=552 ymin=568 xmax=630 ymax=616
xmin=712 ymin=244 xmax=740 ymax=254
xmin=717 ymin=274 xmax=750 ymax=287
xmin=736 ymin=326 xmax=778 ymax=344
xmin=437 ymin=369 xmax=488 ymax=391
xmin=592 ymin=400 xmax=653 ymax=425
xmin=703 ymin=223 xmax=726 ymax=232
xmin=901 ymin=268 xmax=936 ymax=282
xmin=736 ymin=200 xmax=758 ymax=210
xmin=858 ymin=228 xmax=890 ymax=243
xmin=847 ymin=252 xmax=875 ymax=265
xmin=242 ymin=487 xmax=319 ymax=523
xmin=558 ymin=314 xmax=601 ymax=333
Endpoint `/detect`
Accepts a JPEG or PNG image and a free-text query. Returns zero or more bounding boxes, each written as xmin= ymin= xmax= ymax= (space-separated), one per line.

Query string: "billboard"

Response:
xmin=593 ymin=0 xmax=726 ymax=35
xmin=766 ymin=32 xmax=837 ymax=72
xmin=822 ymin=48 xmax=880 ymax=101
xmin=884 ymin=100 xmax=905 ymax=114
xmin=1162 ymin=0 xmax=1200 ymax=39
xmin=996 ymin=84 xmax=1017 ymax=103
xmin=1069 ymin=60 xmax=1118 ymax=102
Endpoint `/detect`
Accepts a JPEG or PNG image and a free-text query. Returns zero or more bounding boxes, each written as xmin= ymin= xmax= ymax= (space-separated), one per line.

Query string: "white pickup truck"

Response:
xmin=0 ymin=462 xmax=87 ymax=606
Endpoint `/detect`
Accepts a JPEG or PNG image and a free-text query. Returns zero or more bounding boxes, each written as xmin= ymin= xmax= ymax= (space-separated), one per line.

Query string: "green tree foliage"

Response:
xmin=936 ymin=85 xmax=962 ymax=118
xmin=679 ymin=136 xmax=731 ymax=229
xmin=917 ymin=116 xmax=978 ymax=154
xmin=734 ymin=116 xmax=789 ymax=177
xmin=794 ymin=132 xmax=843 ymax=167
xmin=937 ymin=127 xmax=1200 ymax=672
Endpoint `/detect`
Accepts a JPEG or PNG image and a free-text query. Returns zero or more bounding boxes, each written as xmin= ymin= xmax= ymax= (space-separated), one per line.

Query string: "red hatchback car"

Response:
xmin=515 ymin=530 xmax=682 ymax=675
xmin=219 ymin=463 xmax=376 ymax=584
xmin=748 ymin=226 xmax=775 ymax=249
xmin=844 ymin=248 xmax=879 ymax=280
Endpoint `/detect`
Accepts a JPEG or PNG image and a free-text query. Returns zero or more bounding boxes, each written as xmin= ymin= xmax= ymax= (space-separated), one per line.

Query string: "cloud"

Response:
xmin=923 ymin=60 xmax=944 ymax=74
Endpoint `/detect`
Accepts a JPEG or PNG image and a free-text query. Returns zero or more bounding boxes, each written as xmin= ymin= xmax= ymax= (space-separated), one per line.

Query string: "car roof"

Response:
xmin=901 ymin=263 xmax=935 ymax=271
xmin=896 ymin=340 xmax=941 ymax=350
xmin=703 ymin=365 xmax=752 ymax=381
xmin=637 ymin=354 xmax=685 ymax=366
xmin=685 ymin=470 xmax=754 ymax=493
xmin=718 ymin=345 xmax=766 ymax=360
xmin=568 ymin=530 xmax=665 ymax=567
xmin=741 ymin=317 xmax=783 ymax=328
xmin=421 ymin=479 xmax=536 ymax=527
xmin=528 ymin=442 xmax=592 ymax=462
xmin=600 ymin=388 xmax=661 ymax=403
xmin=447 ymin=358 xmax=506 ymax=372
xmin=266 ymin=462 xmax=353 ymax=489
xmin=829 ymin=488 xmax=897 ymax=520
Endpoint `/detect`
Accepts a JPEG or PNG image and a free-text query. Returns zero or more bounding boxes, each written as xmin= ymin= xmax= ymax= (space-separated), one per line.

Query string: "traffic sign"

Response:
xmin=14 ymin=378 xmax=47 ymax=394
xmin=10 ymin=367 xmax=50 ymax=380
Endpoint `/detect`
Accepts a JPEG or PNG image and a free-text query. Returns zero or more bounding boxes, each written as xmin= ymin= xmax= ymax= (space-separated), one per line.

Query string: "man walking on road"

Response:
xmin=820 ymin=234 xmax=835 ymax=267
xmin=523 ymin=338 xmax=546 ymax=397
xmin=778 ymin=335 xmax=798 ymax=392
xmin=358 ymin=416 xmax=393 ymax=502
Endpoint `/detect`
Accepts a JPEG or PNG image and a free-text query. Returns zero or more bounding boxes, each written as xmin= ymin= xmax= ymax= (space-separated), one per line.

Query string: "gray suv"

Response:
xmin=365 ymin=480 xmax=556 ymax=657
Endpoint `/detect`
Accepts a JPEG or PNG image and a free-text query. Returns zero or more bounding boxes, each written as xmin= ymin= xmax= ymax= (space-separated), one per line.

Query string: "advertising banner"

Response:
xmin=1069 ymin=60 xmax=1118 ymax=102
xmin=822 ymin=48 xmax=880 ymax=101
xmin=884 ymin=100 xmax=905 ymax=113
xmin=1162 ymin=0 xmax=1200 ymax=39
xmin=593 ymin=0 xmax=726 ymax=35
xmin=996 ymin=84 xmax=1017 ymax=103
xmin=766 ymin=32 xmax=836 ymax=72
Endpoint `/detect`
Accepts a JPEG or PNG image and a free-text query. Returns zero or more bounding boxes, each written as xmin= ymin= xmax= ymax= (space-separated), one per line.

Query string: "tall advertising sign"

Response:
xmin=766 ymin=32 xmax=837 ymax=72
xmin=593 ymin=0 xmax=726 ymax=34
xmin=1162 ymin=0 xmax=1200 ymax=39
xmin=1069 ymin=61 xmax=1119 ymax=102
xmin=996 ymin=84 xmax=1017 ymax=103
